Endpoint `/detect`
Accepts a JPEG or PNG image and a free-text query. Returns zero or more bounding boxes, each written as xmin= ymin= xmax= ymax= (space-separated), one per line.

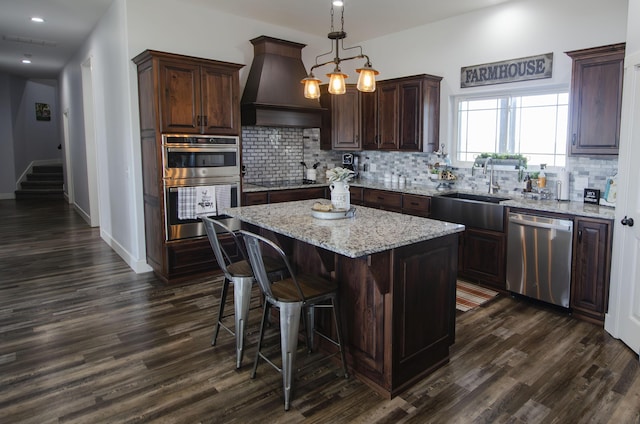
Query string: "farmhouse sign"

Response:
xmin=461 ymin=53 xmax=553 ymax=88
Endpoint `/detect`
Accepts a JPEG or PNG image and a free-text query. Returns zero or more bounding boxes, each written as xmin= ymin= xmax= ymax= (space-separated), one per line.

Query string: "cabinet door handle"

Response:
xmin=572 ymin=133 xmax=577 ymax=145
xmin=578 ymin=229 xmax=582 ymax=243
xmin=203 ymin=115 xmax=208 ymax=127
xmin=196 ymin=115 xmax=201 ymax=126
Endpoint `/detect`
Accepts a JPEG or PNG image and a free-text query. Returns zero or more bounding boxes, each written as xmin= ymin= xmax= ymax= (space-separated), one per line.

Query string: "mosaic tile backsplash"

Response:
xmin=242 ymin=126 xmax=618 ymax=202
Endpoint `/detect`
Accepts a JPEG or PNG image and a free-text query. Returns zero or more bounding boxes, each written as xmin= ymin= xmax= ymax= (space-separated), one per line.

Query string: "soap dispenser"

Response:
xmin=538 ymin=164 xmax=547 ymax=188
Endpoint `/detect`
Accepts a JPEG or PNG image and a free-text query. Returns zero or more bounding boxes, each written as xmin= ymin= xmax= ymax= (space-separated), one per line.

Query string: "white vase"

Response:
xmin=330 ymin=181 xmax=350 ymax=211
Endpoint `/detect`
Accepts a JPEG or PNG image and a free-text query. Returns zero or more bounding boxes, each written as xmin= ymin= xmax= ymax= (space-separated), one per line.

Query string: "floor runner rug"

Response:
xmin=456 ymin=280 xmax=499 ymax=312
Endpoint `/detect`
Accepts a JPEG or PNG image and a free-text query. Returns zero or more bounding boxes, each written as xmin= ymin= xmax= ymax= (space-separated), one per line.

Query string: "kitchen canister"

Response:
xmin=329 ymin=181 xmax=350 ymax=211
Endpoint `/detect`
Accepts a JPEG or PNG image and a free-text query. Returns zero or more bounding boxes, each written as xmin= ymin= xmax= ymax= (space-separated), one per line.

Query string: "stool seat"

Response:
xmin=227 ymin=256 xmax=284 ymax=278
xmin=271 ymin=275 xmax=339 ymax=302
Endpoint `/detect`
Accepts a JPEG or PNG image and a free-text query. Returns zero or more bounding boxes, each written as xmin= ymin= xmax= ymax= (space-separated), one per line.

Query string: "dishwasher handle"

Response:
xmin=509 ymin=214 xmax=573 ymax=232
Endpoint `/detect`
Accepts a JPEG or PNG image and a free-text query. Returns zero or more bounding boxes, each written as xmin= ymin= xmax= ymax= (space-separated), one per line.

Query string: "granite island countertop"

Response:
xmin=224 ymin=199 xmax=465 ymax=258
xmin=243 ymin=180 xmax=615 ymax=221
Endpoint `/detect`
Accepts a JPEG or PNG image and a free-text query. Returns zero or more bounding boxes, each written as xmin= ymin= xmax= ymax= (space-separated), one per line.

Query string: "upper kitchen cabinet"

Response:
xmin=566 ymin=43 xmax=625 ymax=156
xmin=362 ymin=74 xmax=442 ymax=152
xmin=134 ymin=50 xmax=243 ymax=135
xmin=320 ymin=84 xmax=361 ymax=150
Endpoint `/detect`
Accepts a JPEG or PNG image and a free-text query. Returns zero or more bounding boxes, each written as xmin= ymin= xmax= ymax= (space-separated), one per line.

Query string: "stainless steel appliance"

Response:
xmin=162 ymin=134 xmax=241 ymax=241
xmin=506 ymin=212 xmax=574 ymax=307
xmin=162 ymin=134 xmax=240 ymax=180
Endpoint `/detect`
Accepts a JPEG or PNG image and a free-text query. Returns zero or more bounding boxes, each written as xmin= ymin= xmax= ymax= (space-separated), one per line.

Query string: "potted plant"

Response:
xmin=326 ymin=167 xmax=355 ymax=210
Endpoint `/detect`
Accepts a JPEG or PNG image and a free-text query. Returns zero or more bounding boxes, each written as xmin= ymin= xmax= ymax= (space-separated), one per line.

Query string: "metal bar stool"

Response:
xmin=201 ymin=217 xmax=286 ymax=369
xmin=241 ymin=230 xmax=348 ymax=411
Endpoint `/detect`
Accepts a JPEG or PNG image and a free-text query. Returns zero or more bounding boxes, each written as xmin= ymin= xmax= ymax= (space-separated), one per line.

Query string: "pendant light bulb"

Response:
xmin=328 ymin=69 xmax=347 ymax=95
xmin=356 ymin=63 xmax=379 ymax=93
xmin=301 ymin=73 xmax=321 ymax=99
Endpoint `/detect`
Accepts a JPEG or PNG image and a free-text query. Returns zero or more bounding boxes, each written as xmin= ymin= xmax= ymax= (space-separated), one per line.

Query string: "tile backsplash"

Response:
xmin=242 ymin=126 xmax=618 ymax=202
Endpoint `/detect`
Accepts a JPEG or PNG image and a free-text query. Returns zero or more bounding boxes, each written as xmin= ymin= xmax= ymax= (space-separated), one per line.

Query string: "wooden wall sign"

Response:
xmin=461 ymin=53 xmax=553 ymax=88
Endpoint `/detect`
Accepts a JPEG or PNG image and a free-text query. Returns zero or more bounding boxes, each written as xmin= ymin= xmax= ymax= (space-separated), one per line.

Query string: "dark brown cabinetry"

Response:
xmin=133 ymin=50 xmax=243 ymax=282
xmin=349 ymin=186 xmax=364 ymax=206
xmin=459 ymin=228 xmax=506 ymax=290
xmin=402 ymin=194 xmax=431 ymax=218
xmin=320 ymin=85 xmax=361 ymax=150
xmin=243 ymin=187 xmax=328 ymax=206
xmin=571 ymin=217 xmax=613 ymax=323
xmin=566 ymin=43 xmax=625 ymax=155
xmin=362 ymin=74 xmax=442 ymax=153
xmin=158 ymin=56 xmax=242 ymax=135
xmin=363 ymin=189 xmax=403 ymax=213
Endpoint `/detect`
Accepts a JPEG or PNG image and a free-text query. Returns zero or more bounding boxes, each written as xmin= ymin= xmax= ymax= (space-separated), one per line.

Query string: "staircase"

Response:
xmin=15 ymin=164 xmax=64 ymax=200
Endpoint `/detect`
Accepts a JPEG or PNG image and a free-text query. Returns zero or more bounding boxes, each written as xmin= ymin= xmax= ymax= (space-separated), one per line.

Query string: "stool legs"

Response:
xmin=211 ymin=278 xmax=230 ymax=346
xmin=211 ymin=276 xmax=254 ymax=369
xmin=279 ymin=302 xmax=302 ymax=411
xmin=233 ymin=276 xmax=254 ymax=369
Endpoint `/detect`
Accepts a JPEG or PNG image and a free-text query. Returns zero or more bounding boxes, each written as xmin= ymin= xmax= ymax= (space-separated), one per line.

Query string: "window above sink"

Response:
xmin=454 ymin=88 xmax=569 ymax=168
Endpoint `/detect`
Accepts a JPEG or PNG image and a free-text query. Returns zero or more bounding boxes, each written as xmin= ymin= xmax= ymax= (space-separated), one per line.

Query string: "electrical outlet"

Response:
xmin=369 ymin=163 xmax=377 ymax=172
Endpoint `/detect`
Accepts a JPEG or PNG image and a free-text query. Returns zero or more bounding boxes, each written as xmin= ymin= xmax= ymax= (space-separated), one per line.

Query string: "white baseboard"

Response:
xmin=0 ymin=192 xmax=16 ymax=200
xmin=73 ymin=203 xmax=91 ymax=225
xmin=100 ymin=228 xmax=153 ymax=274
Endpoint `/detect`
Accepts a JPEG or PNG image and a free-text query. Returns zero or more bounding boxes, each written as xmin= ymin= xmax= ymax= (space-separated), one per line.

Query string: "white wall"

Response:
xmin=59 ymin=0 xmax=629 ymax=273
xmin=0 ymin=73 xmax=16 ymax=198
xmin=358 ymin=0 xmax=628 ymax=148
xmin=11 ymin=79 xmax=62 ymax=177
xmin=628 ymin=0 xmax=640 ymax=53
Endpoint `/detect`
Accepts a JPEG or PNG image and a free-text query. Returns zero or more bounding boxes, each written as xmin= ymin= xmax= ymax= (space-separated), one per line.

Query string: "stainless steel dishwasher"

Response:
xmin=506 ymin=212 xmax=574 ymax=307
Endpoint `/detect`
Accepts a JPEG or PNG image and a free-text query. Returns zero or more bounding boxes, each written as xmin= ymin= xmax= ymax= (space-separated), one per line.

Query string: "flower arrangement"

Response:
xmin=326 ymin=167 xmax=355 ymax=183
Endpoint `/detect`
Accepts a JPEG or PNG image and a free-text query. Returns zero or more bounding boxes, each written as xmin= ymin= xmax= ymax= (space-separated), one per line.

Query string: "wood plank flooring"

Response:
xmin=1 ymin=199 xmax=639 ymax=423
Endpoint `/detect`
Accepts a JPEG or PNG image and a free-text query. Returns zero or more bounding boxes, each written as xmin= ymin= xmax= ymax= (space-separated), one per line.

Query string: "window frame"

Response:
xmin=451 ymin=85 xmax=570 ymax=170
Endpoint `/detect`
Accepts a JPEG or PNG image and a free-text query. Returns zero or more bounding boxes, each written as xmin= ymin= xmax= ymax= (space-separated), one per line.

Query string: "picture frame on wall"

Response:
xmin=35 ymin=103 xmax=51 ymax=121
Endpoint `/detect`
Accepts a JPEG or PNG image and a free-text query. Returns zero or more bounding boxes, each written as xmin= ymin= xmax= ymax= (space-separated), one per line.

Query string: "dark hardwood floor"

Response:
xmin=1 ymin=199 xmax=639 ymax=423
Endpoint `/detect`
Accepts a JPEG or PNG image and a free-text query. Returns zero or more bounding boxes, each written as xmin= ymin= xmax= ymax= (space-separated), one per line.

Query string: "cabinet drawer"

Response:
xmin=269 ymin=187 xmax=327 ymax=204
xmin=364 ymin=189 xmax=402 ymax=212
xmin=402 ymin=194 xmax=431 ymax=217
xmin=349 ymin=186 xmax=364 ymax=205
xmin=243 ymin=191 xmax=268 ymax=205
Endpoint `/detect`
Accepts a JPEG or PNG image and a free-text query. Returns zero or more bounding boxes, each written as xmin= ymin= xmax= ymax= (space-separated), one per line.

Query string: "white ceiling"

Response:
xmin=0 ymin=0 xmax=511 ymax=79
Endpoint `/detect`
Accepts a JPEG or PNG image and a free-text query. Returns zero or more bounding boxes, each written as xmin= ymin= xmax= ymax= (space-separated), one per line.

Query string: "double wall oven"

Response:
xmin=162 ymin=134 xmax=241 ymax=241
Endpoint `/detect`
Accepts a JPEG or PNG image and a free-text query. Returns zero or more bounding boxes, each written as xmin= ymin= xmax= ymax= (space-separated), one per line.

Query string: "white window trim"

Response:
xmin=450 ymin=84 xmax=570 ymax=172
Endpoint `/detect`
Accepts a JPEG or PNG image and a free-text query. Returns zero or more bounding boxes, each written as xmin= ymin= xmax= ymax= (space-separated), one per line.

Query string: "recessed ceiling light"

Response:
xmin=333 ymin=1 xmax=344 ymax=6
xmin=31 ymin=17 xmax=45 ymax=23
xmin=22 ymin=59 xmax=32 ymax=64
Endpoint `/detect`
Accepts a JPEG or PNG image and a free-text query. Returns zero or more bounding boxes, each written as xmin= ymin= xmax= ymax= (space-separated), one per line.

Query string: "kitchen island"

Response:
xmin=225 ymin=199 xmax=465 ymax=398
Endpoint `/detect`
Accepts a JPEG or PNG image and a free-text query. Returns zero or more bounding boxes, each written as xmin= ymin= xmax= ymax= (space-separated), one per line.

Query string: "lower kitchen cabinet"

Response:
xmin=363 ymin=188 xmax=403 ymax=213
xmin=243 ymin=186 xmax=328 ymax=206
xmin=166 ymin=235 xmax=239 ymax=281
xmin=269 ymin=187 xmax=327 ymax=203
xmin=402 ymin=194 xmax=431 ymax=217
xmin=243 ymin=191 xmax=269 ymax=205
xmin=571 ymin=217 xmax=613 ymax=323
xmin=458 ymin=228 xmax=506 ymax=290
xmin=349 ymin=186 xmax=364 ymax=206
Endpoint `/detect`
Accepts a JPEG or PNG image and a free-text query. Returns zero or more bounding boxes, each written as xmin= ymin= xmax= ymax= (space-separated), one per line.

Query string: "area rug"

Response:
xmin=456 ymin=280 xmax=499 ymax=312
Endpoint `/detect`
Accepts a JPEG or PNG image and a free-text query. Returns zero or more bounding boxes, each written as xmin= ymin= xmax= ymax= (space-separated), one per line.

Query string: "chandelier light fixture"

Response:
xmin=301 ymin=0 xmax=378 ymax=99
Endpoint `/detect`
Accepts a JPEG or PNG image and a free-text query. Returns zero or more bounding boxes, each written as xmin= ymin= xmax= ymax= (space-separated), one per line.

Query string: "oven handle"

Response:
xmin=165 ymin=146 xmax=238 ymax=153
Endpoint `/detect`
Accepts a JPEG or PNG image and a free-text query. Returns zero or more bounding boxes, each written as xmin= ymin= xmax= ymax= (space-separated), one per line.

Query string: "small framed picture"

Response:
xmin=35 ymin=103 xmax=51 ymax=121
xmin=583 ymin=188 xmax=600 ymax=205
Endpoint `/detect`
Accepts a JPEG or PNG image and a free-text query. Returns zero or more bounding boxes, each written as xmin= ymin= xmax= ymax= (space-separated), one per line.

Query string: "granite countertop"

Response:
xmin=243 ymin=179 xmax=615 ymax=221
xmin=224 ymin=199 xmax=465 ymax=258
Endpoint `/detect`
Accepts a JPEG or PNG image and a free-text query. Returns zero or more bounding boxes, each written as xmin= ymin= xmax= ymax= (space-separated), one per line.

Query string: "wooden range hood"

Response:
xmin=241 ymin=36 xmax=324 ymax=128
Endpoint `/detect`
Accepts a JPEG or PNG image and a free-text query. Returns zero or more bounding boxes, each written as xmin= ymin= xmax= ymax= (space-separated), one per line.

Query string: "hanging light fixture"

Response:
xmin=301 ymin=0 xmax=378 ymax=99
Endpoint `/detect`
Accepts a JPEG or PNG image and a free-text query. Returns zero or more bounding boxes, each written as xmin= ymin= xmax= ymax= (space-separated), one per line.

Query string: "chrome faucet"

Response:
xmin=484 ymin=157 xmax=500 ymax=194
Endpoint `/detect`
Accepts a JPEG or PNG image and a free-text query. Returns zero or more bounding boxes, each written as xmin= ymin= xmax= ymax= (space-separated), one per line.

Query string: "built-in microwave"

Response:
xmin=162 ymin=134 xmax=240 ymax=180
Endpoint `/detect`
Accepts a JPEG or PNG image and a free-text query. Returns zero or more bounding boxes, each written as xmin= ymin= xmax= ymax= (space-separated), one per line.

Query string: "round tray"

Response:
xmin=311 ymin=207 xmax=356 ymax=220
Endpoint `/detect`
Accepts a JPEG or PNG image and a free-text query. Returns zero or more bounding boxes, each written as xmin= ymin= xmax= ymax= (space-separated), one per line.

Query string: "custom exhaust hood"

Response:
xmin=241 ymin=36 xmax=324 ymax=128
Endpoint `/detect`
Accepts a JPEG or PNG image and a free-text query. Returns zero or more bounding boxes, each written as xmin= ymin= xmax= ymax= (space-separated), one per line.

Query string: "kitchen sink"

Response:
xmin=430 ymin=192 xmax=509 ymax=232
